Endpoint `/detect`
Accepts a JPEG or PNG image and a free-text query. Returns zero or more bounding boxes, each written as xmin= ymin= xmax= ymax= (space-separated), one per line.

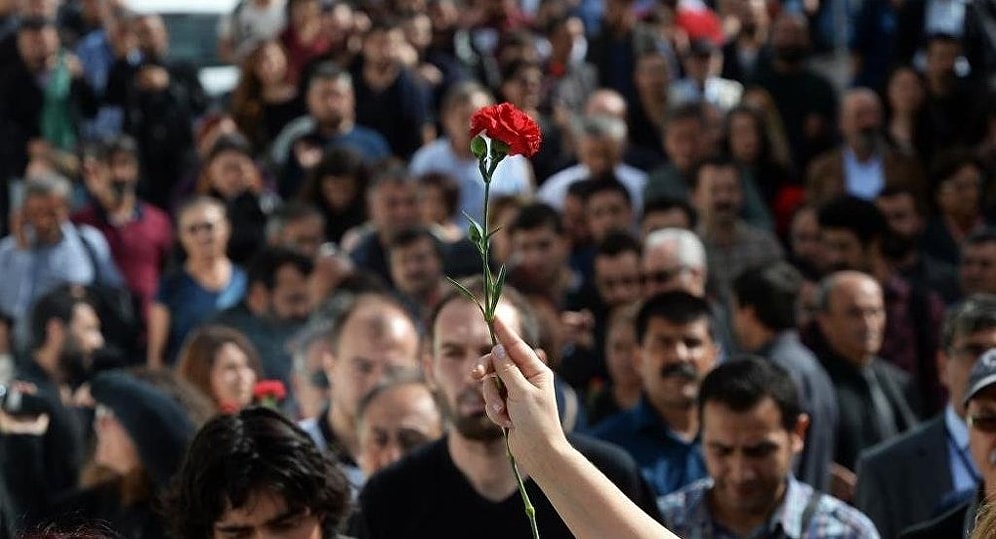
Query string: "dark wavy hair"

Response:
xmin=163 ymin=407 xmax=351 ymax=538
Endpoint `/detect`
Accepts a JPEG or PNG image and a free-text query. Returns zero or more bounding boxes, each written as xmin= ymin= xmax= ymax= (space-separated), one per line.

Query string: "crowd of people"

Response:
xmin=0 ymin=0 xmax=995 ymax=537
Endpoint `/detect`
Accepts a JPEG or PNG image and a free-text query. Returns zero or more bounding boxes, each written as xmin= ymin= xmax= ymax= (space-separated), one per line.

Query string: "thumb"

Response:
xmin=493 ymin=315 xmax=547 ymax=383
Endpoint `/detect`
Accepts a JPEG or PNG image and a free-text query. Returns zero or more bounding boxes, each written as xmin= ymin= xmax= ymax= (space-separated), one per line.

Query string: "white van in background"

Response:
xmin=125 ymin=0 xmax=240 ymax=98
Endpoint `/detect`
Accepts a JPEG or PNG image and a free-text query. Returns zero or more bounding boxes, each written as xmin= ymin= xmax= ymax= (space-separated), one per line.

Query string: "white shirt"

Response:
xmin=537 ymin=163 xmax=647 ymax=214
xmin=945 ymin=404 xmax=980 ymax=494
xmin=842 ymin=148 xmax=885 ymax=200
xmin=409 ymin=139 xmax=533 ymax=224
xmin=926 ymin=0 xmax=968 ymax=37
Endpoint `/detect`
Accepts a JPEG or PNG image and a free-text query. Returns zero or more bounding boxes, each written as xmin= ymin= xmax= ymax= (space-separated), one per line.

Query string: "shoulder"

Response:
xmin=898 ymin=499 xmax=969 ymax=539
xmin=409 ymin=140 xmax=450 ymax=170
xmin=360 ymin=440 xmax=448 ymax=503
xmin=567 ymin=433 xmax=638 ymax=473
xmin=588 ymin=408 xmax=635 ymax=441
xmin=811 ymin=491 xmax=881 ymax=537
xmin=860 ymin=415 xmax=942 ymax=465
xmin=873 ymin=358 xmax=911 ymax=384
xmin=657 ymin=479 xmax=710 ymax=529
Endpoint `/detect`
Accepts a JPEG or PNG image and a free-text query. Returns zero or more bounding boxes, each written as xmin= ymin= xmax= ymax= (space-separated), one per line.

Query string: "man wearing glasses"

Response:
xmin=640 ymin=227 xmax=736 ymax=356
xmin=901 ymin=346 xmax=996 ymax=538
xmin=855 ymin=295 xmax=996 ymax=537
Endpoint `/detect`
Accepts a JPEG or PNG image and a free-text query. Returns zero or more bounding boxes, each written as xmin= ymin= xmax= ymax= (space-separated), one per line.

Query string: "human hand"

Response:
xmin=0 ymin=382 xmax=49 ymax=436
xmin=472 ymin=316 xmax=568 ymax=470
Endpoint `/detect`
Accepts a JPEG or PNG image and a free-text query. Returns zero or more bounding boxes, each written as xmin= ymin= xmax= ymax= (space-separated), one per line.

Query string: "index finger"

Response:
xmin=493 ymin=315 xmax=547 ymax=381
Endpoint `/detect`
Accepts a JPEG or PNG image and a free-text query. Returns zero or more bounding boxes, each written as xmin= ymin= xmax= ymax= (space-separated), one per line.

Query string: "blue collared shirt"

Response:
xmin=945 ymin=404 xmax=980 ymax=493
xmin=842 ymin=148 xmax=885 ymax=200
xmin=590 ymin=396 xmax=707 ymax=496
xmin=658 ymin=476 xmax=881 ymax=539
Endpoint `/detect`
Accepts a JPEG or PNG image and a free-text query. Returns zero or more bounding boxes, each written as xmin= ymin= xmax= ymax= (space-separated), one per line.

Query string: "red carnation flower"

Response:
xmin=253 ymin=380 xmax=287 ymax=402
xmin=469 ymin=102 xmax=542 ymax=158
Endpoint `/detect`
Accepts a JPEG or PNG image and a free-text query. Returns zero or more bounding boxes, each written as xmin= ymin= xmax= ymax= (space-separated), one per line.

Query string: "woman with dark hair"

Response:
xmin=921 ymin=149 xmax=989 ymax=265
xmin=164 ymin=407 xmax=351 ymax=539
xmin=417 ymin=172 xmax=462 ymax=241
xmin=176 ymin=325 xmax=263 ymax=413
xmin=721 ymin=105 xmax=785 ymax=231
xmin=230 ymin=41 xmax=304 ymax=153
xmin=53 ymin=371 xmax=195 ymax=539
xmin=196 ymin=134 xmax=279 ymax=265
xmin=884 ymin=65 xmax=932 ymax=162
xmin=298 ymin=147 xmax=370 ymax=243
xmin=279 ymin=0 xmax=332 ymax=85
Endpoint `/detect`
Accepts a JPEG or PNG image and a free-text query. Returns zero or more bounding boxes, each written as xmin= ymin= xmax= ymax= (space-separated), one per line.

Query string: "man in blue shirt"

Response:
xmin=659 ymin=358 xmax=880 ymax=538
xmin=592 ymin=291 xmax=719 ymax=495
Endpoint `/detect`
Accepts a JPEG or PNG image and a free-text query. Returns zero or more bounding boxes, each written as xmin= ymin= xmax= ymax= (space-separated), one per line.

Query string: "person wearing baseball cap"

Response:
xmin=902 ymin=349 xmax=996 ymax=538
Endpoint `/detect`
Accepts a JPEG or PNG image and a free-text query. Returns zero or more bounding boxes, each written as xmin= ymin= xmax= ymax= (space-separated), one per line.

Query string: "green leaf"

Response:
xmin=491 ymin=264 xmax=508 ymax=309
xmin=486 ymin=225 xmax=502 ymax=240
xmin=446 ymin=276 xmax=478 ymax=303
xmin=491 ymin=139 xmax=510 ymax=158
xmin=468 ymin=223 xmax=482 ymax=244
xmin=471 ymin=135 xmax=487 ymax=160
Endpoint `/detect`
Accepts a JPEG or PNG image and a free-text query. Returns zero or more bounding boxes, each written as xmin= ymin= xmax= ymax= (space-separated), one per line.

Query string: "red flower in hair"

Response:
xmin=469 ymin=103 xmax=542 ymax=158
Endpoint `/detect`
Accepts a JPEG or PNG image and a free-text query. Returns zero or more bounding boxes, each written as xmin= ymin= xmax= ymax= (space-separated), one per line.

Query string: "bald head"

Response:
xmin=841 ymin=88 xmax=882 ymax=142
xmin=585 ymin=89 xmax=628 ymax=121
xmin=817 ymin=271 xmax=885 ymax=366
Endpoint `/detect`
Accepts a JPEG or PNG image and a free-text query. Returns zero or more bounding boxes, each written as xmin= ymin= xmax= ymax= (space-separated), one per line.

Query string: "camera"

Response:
xmin=0 ymin=384 xmax=49 ymax=418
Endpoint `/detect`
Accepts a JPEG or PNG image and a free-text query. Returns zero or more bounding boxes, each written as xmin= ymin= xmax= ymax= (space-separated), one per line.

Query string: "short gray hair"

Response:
xmin=23 ymin=173 xmax=72 ymax=202
xmin=643 ymin=228 xmax=706 ymax=270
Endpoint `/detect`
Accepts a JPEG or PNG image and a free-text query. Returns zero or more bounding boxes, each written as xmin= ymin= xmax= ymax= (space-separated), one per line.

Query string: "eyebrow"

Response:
xmin=214 ymin=508 xmax=305 ymax=532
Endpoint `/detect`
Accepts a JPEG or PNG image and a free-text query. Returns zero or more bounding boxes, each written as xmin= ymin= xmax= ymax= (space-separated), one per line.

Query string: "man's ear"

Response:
xmin=791 ymin=413 xmax=810 ymax=455
xmin=247 ymin=282 xmax=270 ymax=311
xmin=45 ymin=318 xmax=65 ymax=348
xmin=421 ymin=347 xmax=437 ymax=388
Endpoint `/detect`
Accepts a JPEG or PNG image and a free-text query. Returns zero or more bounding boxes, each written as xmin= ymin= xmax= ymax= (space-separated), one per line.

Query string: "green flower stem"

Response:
xmin=477 ymin=148 xmax=539 ymax=539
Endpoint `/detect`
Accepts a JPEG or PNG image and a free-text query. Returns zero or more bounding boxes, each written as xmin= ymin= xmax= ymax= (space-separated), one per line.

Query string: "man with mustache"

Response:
xmin=592 ymin=291 xmax=721 ymax=496
xmin=212 ymin=246 xmax=315 ymax=393
xmin=690 ymin=156 xmax=782 ymax=304
xmin=356 ymin=280 xmax=659 ymax=538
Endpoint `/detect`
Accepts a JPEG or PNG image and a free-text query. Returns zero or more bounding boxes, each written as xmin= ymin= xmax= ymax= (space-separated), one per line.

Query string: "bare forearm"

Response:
xmin=529 ymin=442 xmax=678 ymax=539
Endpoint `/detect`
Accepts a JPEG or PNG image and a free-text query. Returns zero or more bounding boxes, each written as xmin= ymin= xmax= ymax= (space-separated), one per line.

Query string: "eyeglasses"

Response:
xmin=641 ymin=267 xmax=688 ymax=285
xmin=185 ymin=221 xmax=217 ymax=235
xmin=968 ymin=414 xmax=996 ymax=433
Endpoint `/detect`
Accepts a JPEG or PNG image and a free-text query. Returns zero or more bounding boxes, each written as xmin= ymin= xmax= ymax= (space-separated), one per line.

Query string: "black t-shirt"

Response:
xmin=355 ymin=434 xmax=660 ymax=539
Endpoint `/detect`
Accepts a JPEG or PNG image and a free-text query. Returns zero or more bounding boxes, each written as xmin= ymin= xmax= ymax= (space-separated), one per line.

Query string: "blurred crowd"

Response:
xmin=1 ymin=0 xmax=996 ymax=537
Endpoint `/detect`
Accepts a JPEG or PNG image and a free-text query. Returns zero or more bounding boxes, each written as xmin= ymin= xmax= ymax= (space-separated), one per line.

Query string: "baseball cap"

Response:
xmin=963 ymin=348 xmax=996 ymax=408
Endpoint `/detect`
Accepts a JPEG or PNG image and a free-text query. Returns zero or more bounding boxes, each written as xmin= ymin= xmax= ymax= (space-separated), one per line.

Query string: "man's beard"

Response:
xmin=445 ymin=388 xmax=503 ymax=442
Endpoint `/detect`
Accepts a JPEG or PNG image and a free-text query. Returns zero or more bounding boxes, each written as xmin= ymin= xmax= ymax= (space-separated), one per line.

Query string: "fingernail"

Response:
xmin=493 ymin=344 xmax=506 ymax=361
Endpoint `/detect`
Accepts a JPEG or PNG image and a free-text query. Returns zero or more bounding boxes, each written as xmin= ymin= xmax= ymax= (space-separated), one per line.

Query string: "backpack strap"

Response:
xmin=799 ymin=490 xmax=824 ymax=536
